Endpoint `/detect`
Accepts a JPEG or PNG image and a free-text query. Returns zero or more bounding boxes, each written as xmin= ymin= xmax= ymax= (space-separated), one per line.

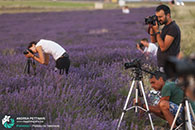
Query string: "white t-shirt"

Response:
xmin=122 ymin=8 xmax=130 ymax=14
xmin=144 ymin=43 xmax=158 ymax=56
xmin=36 ymin=39 xmax=66 ymax=60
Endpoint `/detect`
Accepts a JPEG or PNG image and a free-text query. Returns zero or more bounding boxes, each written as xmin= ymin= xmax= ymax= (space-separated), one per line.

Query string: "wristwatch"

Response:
xmin=156 ymin=31 xmax=160 ymax=34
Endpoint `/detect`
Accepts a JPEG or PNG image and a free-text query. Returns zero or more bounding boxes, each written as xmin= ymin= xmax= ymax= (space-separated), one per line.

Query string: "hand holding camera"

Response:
xmin=145 ymin=15 xmax=160 ymax=35
xmin=136 ymin=42 xmax=145 ymax=51
xmin=23 ymin=49 xmax=34 ymax=58
xmin=151 ymin=22 xmax=160 ymax=33
xmin=145 ymin=15 xmax=158 ymax=25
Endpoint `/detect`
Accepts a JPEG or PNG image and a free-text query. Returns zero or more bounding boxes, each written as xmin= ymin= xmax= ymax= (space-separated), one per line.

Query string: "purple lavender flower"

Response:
xmin=0 ymin=7 xmax=157 ymax=129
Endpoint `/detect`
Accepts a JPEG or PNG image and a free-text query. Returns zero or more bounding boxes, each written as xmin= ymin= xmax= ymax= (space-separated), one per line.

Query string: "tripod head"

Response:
xmin=124 ymin=58 xmax=155 ymax=80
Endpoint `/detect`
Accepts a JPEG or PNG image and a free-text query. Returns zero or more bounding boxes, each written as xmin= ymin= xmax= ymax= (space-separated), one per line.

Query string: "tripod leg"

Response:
xmin=185 ymin=100 xmax=193 ymax=130
xmin=31 ymin=60 xmax=36 ymax=75
xmin=24 ymin=61 xmax=28 ymax=73
xmin=189 ymin=103 xmax=195 ymax=121
xmin=170 ymin=103 xmax=182 ymax=130
xmin=139 ymin=81 xmax=154 ymax=130
xmin=135 ymin=83 xmax=139 ymax=113
xmin=117 ymin=80 xmax=135 ymax=130
xmin=27 ymin=59 xmax=31 ymax=74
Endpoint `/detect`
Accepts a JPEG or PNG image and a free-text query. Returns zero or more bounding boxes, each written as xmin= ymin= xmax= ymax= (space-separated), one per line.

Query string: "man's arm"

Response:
xmin=142 ymin=96 xmax=170 ymax=119
xmin=143 ymin=104 xmax=165 ymax=119
xmin=25 ymin=46 xmax=45 ymax=64
xmin=152 ymin=21 xmax=175 ymax=52
xmin=177 ymin=51 xmax=183 ymax=59
xmin=160 ymin=96 xmax=170 ymax=102
xmin=149 ymin=26 xmax=157 ymax=43
xmin=29 ymin=46 xmax=46 ymax=65
xmin=156 ymin=33 xmax=174 ymax=52
xmin=136 ymin=44 xmax=144 ymax=53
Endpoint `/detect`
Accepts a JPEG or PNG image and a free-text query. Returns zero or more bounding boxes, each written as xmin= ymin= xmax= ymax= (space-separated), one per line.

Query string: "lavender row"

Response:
xmin=0 ymin=7 xmax=157 ymax=129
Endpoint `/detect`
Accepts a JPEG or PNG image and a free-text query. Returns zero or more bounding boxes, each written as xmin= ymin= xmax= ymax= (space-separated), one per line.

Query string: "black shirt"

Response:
xmin=157 ymin=21 xmax=181 ymax=68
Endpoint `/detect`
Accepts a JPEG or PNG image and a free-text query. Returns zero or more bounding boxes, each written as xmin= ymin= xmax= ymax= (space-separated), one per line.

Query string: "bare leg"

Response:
xmin=145 ymin=104 xmax=165 ymax=119
xmin=159 ymin=100 xmax=176 ymax=128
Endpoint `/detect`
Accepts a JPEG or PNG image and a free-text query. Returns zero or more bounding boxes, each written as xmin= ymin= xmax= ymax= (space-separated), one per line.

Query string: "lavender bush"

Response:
xmin=0 ymin=8 xmax=160 ymax=129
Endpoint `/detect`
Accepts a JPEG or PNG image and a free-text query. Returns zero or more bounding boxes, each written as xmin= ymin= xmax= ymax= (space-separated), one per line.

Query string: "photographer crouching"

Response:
xmin=147 ymin=4 xmax=181 ymax=72
xmin=136 ymin=38 xmax=158 ymax=57
xmin=24 ymin=39 xmax=70 ymax=75
xmin=134 ymin=71 xmax=195 ymax=129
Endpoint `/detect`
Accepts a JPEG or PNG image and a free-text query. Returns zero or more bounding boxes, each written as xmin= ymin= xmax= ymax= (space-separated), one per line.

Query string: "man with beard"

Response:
xmin=149 ymin=4 xmax=181 ymax=72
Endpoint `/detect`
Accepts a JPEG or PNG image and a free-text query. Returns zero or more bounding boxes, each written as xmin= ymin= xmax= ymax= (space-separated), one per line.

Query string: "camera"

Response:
xmin=137 ymin=42 xmax=145 ymax=51
xmin=145 ymin=15 xmax=159 ymax=26
xmin=124 ymin=59 xmax=141 ymax=69
xmin=23 ymin=49 xmax=34 ymax=55
xmin=164 ymin=56 xmax=195 ymax=78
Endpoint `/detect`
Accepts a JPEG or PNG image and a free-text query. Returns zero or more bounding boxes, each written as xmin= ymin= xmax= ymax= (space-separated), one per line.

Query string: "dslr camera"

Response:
xmin=23 ymin=49 xmax=34 ymax=55
xmin=137 ymin=42 xmax=145 ymax=51
xmin=124 ymin=59 xmax=141 ymax=69
xmin=145 ymin=15 xmax=159 ymax=26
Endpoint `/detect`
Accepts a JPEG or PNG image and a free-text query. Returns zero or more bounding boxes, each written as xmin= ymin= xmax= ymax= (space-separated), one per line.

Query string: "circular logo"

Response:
xmin=2 ymin=115 xmax=15 ymax=128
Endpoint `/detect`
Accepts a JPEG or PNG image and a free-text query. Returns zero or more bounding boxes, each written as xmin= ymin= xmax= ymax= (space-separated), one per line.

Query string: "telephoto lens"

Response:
xmin=124 ymin=59 xmax=141 ymax=69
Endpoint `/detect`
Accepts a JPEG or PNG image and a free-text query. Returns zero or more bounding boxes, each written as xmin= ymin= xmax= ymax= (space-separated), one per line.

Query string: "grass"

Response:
xmin=0 ymin=1 xmax=93 ymax=8
xmin=0 ymin=0 xmax=161 ymax=13
xmin=171 ymin=5 xmax=195 ymax=56
xmin=0 ymin=0 xmax=95 ymax=13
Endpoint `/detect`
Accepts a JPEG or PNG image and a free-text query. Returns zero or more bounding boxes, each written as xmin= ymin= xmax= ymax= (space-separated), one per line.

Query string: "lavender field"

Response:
xmin=0 ymin=8 xmax=160 ymax=129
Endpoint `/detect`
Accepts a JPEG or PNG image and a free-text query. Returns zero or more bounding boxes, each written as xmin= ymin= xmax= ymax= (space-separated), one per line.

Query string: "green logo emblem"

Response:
xmin=2 ymin=115 xmax=15 ymax=128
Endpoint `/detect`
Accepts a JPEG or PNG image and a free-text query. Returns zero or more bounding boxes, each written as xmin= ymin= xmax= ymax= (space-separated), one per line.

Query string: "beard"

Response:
xmin=161 ymin=16 xmax=168 ymax=25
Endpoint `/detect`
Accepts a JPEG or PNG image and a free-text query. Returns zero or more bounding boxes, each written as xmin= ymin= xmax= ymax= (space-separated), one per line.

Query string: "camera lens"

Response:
xmin=23 ymin=49 xmax=34 ymax=55
xmin=145 ymin=15 xmax=159 ymax=26
xmin=23 ymin=50 xmax=29 ymax=55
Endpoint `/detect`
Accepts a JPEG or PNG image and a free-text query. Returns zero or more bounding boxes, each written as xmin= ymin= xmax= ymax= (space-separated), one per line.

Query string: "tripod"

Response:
xmin=170 ymin=82 xmax=195 ymax=130
xmin=24 ymin=58 xmax=36 ymax=75
xmin=117 ymin=68 xmax=154 ymax=130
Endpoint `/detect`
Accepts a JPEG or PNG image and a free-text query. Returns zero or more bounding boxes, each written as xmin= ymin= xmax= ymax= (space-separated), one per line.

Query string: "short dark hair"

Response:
xmin=156 ymin=4 xmax=170 ymax=15
xmin=150 ymin=71 xmax=167 ymax=81
xmin=28 ymin=41 xmax=37 ymax=49
xmin=141 ymin=38 xmax=148 ymax=42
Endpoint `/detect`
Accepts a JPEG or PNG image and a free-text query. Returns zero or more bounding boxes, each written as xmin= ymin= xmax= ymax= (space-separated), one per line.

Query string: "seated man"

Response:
xmin=136 ymin=38 xmax=158 ymax=57
xmin=135 ymin=71 xmax=194 ymax=129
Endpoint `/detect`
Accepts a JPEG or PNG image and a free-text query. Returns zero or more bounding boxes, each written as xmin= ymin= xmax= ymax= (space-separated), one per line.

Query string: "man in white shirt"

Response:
xmin=137 ymin=38 xmax=158 ymax=57
xmin=24 ymin=39 xmax=70 ymax=75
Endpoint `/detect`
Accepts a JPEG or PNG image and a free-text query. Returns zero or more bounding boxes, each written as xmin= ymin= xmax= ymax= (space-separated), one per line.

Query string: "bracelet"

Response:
xmin=156 ymin=31 xmax=160 ymax=35
xmin=33 ymin=55 xmax=35 ymax=59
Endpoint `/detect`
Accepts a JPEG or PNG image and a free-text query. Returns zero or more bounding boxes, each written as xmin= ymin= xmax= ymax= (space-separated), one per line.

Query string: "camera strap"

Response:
xmin=147 ymin=26 xmax=151 ymax=34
